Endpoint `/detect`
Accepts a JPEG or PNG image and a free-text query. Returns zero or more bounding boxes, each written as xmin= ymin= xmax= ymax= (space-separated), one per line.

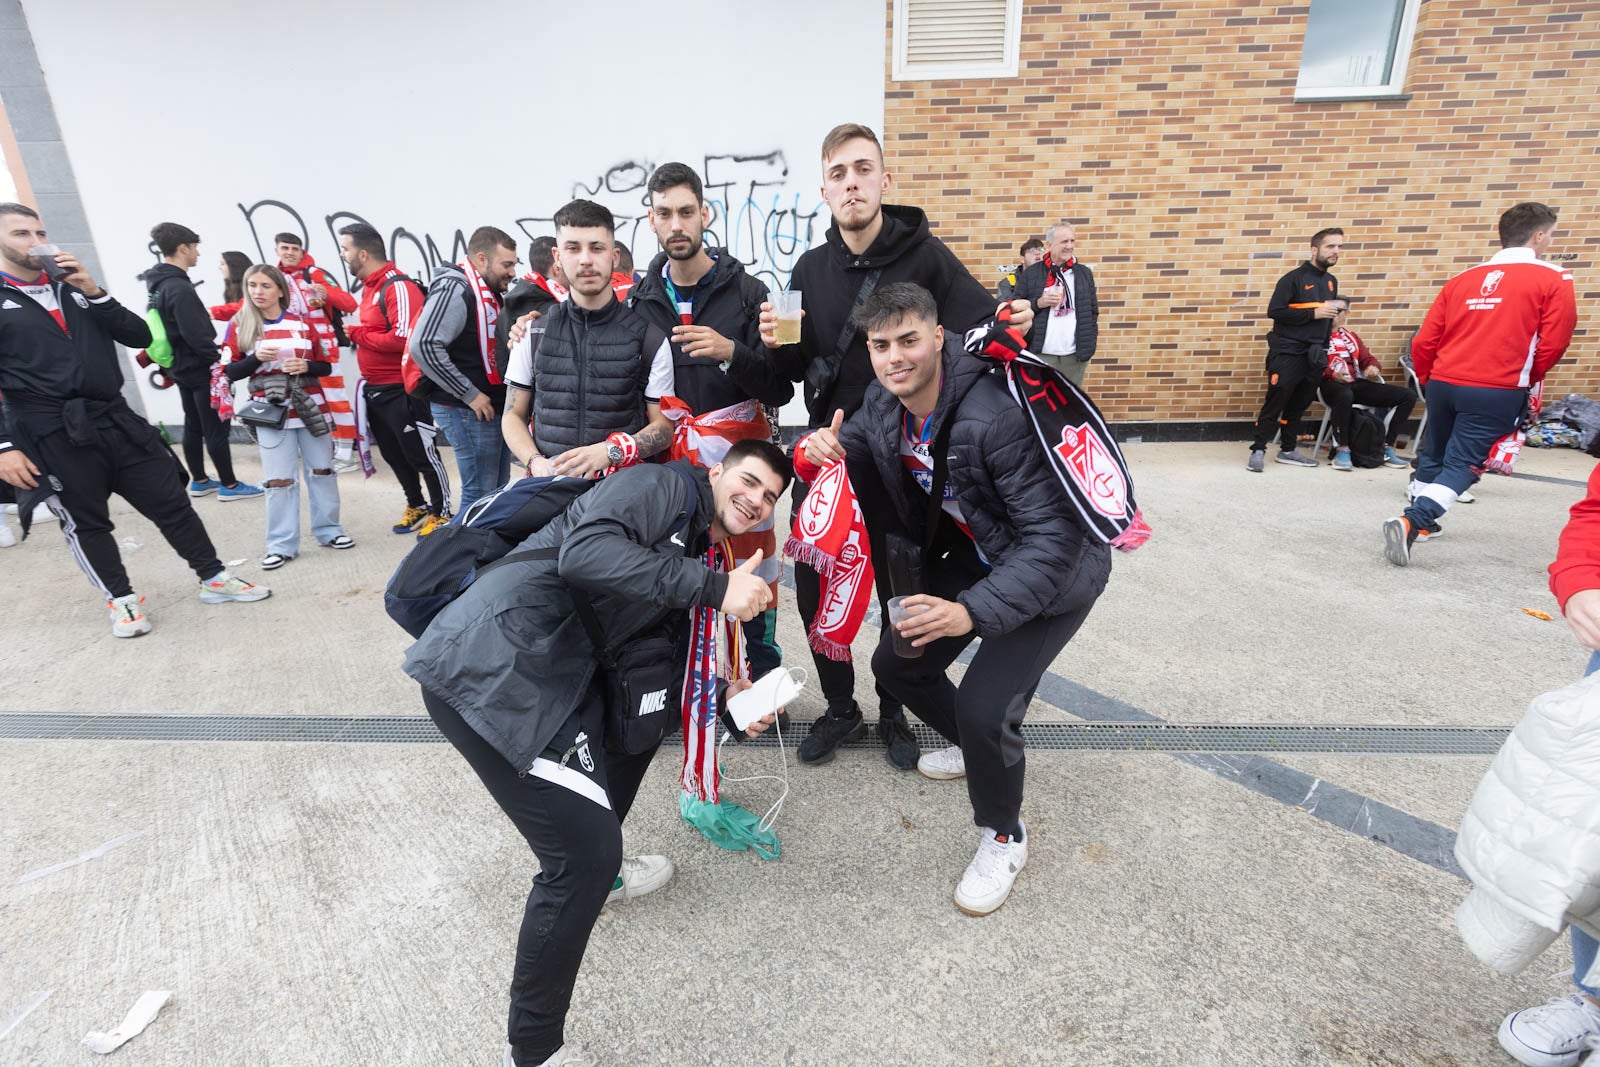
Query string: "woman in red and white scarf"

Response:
xmin=223 ymin=265 xmax=355 ymax=570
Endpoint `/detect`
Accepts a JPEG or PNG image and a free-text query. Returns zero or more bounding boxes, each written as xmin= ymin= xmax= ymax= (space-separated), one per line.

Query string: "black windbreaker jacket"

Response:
xmin=770 ymin=204 xmax=996 ymax=427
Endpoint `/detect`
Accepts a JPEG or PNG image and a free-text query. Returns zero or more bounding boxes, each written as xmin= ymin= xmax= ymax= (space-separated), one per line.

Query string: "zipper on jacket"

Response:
xmin=576 ymin=308 xmax=588 ymax=444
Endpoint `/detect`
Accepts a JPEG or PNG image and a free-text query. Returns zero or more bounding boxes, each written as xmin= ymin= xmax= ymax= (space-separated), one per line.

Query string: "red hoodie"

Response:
xmin=346 ymin=262 xmax=425 ymax=385
xmin=1411 ymin=247 xmax=1576 ymax=390
xmin=1550 ymin=463 xmax=1600 ymax=612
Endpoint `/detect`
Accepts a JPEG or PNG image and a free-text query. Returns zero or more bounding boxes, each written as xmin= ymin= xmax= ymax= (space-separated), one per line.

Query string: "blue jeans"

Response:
xmin=431 ymin=401 xmax=510 ymax=514
xmin=257 ymin=426 xmax=344 ymax=557
xmin=1572 ymin=649 xmax=1600 ymax=995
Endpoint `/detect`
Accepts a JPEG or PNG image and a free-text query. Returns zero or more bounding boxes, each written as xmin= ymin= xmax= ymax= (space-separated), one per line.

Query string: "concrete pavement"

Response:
xmin=3 ymin=439 xmax=1596 ymax=1065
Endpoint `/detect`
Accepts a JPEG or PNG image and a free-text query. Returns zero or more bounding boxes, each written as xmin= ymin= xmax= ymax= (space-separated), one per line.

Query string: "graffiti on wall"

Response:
xmin=235 ymin=149 xmax=827 ymax=293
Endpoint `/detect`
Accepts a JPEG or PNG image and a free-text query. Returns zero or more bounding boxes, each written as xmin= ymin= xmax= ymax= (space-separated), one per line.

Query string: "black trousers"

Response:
xmin=1250 ymin=351 xmax=1321 ymax=453
xmin=1321 ymin=378 xmax=1418 ymax=448
xmin=363 ymin=384 xmax=448 ymax=514
xmin=34 ymin=417 xmax=224 ymax=597
xmin=871 ymin=541 xmax=1108 ymax=836
xmin=177 ymin=382 xmax=236 ymax=486
xmin=422 ymin=685 xmax=658 ymax=1065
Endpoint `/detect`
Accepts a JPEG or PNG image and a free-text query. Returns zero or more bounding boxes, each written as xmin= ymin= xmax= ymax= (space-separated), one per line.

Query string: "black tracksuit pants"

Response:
xmin=870 ymin=539 xmax=1107 ymax=837
xmin=422 ymin=684 xmax=657 ymax=1065
xmin=177 ymin=383 xmax=236 ymax=486
xmin=1250 ymin=350 xmax=1321 ymax=453
xmin=35 ymin=417 xmax=224 ymax=598
xmin=363 ymin=384 xmax=448 ymax=515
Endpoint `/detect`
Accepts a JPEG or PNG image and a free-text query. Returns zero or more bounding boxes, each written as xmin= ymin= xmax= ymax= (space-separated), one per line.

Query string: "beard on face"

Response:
xmin=664 ymin=236 xmax=699 ymax=261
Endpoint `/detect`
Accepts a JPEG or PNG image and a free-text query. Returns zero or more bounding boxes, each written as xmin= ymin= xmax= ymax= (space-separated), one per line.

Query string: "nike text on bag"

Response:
xmin=383 ymin=475 xmax=595 ymax=637
xmin=593 ymin=625 xmax=679 ymax=755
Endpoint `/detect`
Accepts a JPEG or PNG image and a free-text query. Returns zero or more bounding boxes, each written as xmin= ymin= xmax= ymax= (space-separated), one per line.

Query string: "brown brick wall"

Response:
xmin=882 ymin=0 xmax=1598 ymax=425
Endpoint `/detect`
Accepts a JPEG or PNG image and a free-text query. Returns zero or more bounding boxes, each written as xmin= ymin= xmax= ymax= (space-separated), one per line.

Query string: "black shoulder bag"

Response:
xmin=803 ymin=269 xmax=882 ymax=418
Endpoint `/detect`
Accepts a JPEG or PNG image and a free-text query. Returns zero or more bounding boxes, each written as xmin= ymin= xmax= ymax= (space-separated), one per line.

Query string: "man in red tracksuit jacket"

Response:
xmin=337 ymin=223 xmax=451 ymax=535
xmin=1383 ymin=202 xmax=1577 ymax=566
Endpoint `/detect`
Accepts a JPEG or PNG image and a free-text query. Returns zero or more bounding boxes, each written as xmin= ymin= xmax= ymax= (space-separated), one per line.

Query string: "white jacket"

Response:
xmin=1457 ymin=672 xmax=1600 ymax=982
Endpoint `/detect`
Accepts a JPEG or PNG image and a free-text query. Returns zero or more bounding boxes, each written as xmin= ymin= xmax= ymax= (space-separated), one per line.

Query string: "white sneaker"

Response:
xmin=1499 ymin=994 xmax=1600 ymax=1067
xmin=1460 ymin=489 xmax=1477 ymax=504
xmin=198 ymin=571 xmax=271 ymax=604
xmin=954 ymin=823 xmax=1028 ymax=916
xmin=917 ymin=745 xmax=967 ymax=781
xmin=0 ymin=520 xmax=14 ymax=548
xmin=107 ymin=593 xmax=152 ymax=638
xmin=605 ymin=854 xmax=674 ymax=906
xmin=504 ymin=1044 xmax=596 ymax=1067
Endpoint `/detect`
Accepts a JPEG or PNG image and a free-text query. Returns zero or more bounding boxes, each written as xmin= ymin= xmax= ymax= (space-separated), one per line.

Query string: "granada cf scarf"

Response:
xmin=352 ymin=377 xmax=377 ymax=478
xmin=1043 ymin=252 xmax=1076 ymax=308
xmin=660 ymin=396 xmax=780 ymax=600
xmin=784 ymin=459 xmax=874 ymax=660
xmin=681 ymin=542 xmax=747 ymax=803
xmin=522 ymin=270 xmax=569 ymax=303
xmin=966 ymin=309 xmax=1151 ymax=551
xmin=209 ymin=362 xmax=234 ymax=421
xmin=1486 ymin=380 xmax=1544 ymax=475
xmin=459 ymin=259 xmax=502 ymax=386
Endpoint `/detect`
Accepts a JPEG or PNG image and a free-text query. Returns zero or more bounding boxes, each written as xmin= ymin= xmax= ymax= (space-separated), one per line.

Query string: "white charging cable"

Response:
xmin=718 ymin=666 xmax=806 ymax=834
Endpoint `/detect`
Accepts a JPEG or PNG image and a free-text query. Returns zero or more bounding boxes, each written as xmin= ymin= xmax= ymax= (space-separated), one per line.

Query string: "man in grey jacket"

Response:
xmin=404 ymin=440 xmax=789 ymax=1067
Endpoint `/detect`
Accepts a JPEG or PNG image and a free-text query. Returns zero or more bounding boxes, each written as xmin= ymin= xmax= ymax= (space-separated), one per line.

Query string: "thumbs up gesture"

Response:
xmin=803 ymin=409 xmax=848 ymax=469
xmin=720 ymin=548 xmax=771 ymax=622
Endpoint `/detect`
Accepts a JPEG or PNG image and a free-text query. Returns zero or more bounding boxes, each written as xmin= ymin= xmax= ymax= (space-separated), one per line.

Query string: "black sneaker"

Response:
xmin=798 ymin=704 xmax=865 ymax=764
xmin=877 ymin=712 xmax=920 ymax=771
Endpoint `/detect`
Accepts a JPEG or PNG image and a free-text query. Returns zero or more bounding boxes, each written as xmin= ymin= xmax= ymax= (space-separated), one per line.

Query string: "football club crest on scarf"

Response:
xmin=785 ymin=459 xmax=874 ymax=660
xmin=966 ymin=308 xmax=1151 ymax=551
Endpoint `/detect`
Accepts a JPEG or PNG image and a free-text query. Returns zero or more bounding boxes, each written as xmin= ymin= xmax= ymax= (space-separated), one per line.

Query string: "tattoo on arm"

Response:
xmin=634 ymin=421 xmax=673 ymax=459
xmin=506 ymin=384 xmax=530 ymax=414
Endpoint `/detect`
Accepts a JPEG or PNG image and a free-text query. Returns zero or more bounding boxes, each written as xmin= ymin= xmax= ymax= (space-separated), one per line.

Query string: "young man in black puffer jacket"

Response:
xmin=795 ymin=283 xmax=1111 ymax=917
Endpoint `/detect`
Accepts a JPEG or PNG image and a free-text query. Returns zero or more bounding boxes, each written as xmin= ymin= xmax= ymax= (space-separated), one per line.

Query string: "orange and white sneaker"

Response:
xmin=199 ymin=571 xmax=271 ymax=604
xmin=108 ymin=593 xmax=152 ymax=638
xmin=955 ymin=822 xmax=1028 ymax=916
xmin=1383 ymin=516 xmax=1417 ymax=567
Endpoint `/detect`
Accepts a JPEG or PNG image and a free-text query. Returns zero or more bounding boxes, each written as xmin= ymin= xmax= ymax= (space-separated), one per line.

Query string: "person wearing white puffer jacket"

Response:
xmin=1457 ymin=461 xmax=1600 ymax=1067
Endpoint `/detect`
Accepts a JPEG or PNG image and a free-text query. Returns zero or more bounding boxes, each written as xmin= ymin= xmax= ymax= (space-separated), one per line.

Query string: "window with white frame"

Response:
xmin=892 ymin=0 xmax=1022 ymax=81
xmin=1295 ymin=0 xmax=1422 ymax=99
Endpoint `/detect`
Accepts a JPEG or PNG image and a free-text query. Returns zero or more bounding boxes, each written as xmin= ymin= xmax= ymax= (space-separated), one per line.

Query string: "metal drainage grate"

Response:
xmin=0 ymin=714 xmax=1509 ymax=755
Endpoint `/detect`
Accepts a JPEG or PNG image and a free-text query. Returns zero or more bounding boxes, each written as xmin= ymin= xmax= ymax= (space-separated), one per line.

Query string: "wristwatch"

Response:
xmin=606 ymin=443 xmax=624 ymax=467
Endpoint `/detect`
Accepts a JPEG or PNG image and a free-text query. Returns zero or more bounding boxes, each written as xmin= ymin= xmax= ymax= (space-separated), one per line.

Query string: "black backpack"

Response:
xmin=1348 ymin=408 xmax=1387 ymax=468
xmin=383 ymin=463 xmax=702 ymax=638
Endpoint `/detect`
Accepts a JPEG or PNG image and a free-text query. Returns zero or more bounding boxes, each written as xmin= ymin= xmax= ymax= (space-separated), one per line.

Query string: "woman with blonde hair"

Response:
xmin=223 ymin=264 xmax=354 ymax=569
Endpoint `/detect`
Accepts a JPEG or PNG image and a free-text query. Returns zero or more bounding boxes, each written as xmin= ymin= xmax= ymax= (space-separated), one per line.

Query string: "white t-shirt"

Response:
xmin=504 ymin=324 xmax=675 ymax=403
xmin=1041 ymin=271 xmax=1078 ymax=357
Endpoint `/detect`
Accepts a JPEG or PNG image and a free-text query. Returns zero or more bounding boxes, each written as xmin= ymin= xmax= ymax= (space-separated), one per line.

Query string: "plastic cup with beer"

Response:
xmin=773 ymin=290 xmax=803 ymax=345
xmin=887 ymin=596 xmax=927 ymax=659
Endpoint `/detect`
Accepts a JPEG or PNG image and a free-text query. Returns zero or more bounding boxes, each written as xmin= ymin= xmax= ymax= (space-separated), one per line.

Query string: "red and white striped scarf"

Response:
xmin=459 ymin=259 xmax=502 ymax=386
xmin=681 ymin=543 xmax=747 ymax=803
xmin=785 ymin=459 xmax=874 ymax=661
xmin=1487 ymin=380 xmax=1544 ymax=474
xmin=522 ymin=270 xmax=569 ymax=303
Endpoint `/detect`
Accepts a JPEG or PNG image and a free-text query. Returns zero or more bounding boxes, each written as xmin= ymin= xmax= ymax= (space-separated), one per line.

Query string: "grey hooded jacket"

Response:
xmin=402 ymin=462 xmax=728 ymax=771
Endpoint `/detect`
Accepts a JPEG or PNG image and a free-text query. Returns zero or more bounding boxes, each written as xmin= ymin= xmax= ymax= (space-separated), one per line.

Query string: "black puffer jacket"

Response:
xmin=531 ymin=295 xmax=666 ymax=457
xmin=828 ymin=338 xmax=1111 ymax=637
xmin=630 ymin=249 xmax=792 ymax=412
xmin=402 ymin=462 xmax=728 ymax=771
xmin=1010 ymin=260 xmax=1100 ymax=363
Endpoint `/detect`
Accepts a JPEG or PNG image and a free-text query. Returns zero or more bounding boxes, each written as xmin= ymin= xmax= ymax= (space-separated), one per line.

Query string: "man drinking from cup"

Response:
xmin=793 ymin=283 xmax=1110 ymax=916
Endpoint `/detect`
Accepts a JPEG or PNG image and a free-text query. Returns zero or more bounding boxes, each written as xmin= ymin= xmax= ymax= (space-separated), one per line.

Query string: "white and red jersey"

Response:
xmin=0 ymin=271 xmax=67 ymax=333
xmin=1412 ymin=246 xmax=1577 ymax=390
xmin=347 ymin=261 xmax=423 ymax=386
xmin=899 ymin=408 xmax=976 ymax=544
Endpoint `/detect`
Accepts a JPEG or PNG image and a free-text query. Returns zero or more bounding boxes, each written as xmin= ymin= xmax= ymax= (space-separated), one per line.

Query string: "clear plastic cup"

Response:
xmin=773 ymin=290 xmax=802 ymax=345
xmin=888 ymin=596 xmax=925 ymax=659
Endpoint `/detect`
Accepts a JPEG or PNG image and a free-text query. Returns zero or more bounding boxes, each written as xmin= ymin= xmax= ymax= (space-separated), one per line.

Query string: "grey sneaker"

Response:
xmin=1275 ymin=449 xmax=1318 ymax=468
xmin=1246 ymin=449 xmax=1265 ymax=473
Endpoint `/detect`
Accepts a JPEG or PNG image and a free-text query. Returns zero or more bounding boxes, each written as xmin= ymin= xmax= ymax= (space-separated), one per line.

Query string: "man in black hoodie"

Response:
xmin=145 ymin=222 xmax=261 ymax=500
xmin=1246 ymin=227 xmax=1344 ymax=472
xmin=762 ymin=122 xmax=1029 ymax=770
xmin=630 ymin=162 xmax=794 ymax=679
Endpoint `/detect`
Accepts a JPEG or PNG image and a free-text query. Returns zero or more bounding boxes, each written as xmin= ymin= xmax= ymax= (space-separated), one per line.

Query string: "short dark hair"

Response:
xmin=527 ymin=236 xmax=557 ymax=275
xmin=0 ymin=202 xmax=40 ymax=222
xmin=151 ymin=222 xmax=200 ymax=257
xmin=647 ymin=162 xmax=704 ymax=205
xmin=338 ymin=222 xmax=386 ymax=261
xmin=1019 ymin=237 xmax=1044 ymax=256
xmin=1499 ymin=202 xmax=1559 ymax=248
xmin=1310 ymin=227 xmax=1344 ymax=248
xmin=854 ymin=282 xmax=938 ymax=336
xmin=723 ymin=438 xmax=794 ymax=492
xmin=466 ymin=225 xmax=516 ymax=258
xmin=553 ymin=199 xmax=615 ymax=236
xmin=615 ymin=242 xmax=633 ymax=274
xmin=821 ymin=123 xmax=883 ymax=165
xmin=273 ymin=232 xmax=303 ymax=248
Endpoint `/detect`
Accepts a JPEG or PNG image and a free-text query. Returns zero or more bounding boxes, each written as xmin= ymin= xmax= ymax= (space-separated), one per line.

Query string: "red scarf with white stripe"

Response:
xmin=522 ymin=270 xmax=569 ymax=302
xmin=681 ymin=543 xmax=747 ymax=803
xmin=784 ymin=460 xmax=874 ymax=661
xmin=460 ymin=260 xmax=502 ymax=385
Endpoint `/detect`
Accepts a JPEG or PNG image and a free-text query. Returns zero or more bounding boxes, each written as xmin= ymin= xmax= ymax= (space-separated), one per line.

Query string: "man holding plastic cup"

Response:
xmin=793 ymin=283 xmax=1109 ymax=916
xmin=760 ymin=122 xmax=1027 ymax=771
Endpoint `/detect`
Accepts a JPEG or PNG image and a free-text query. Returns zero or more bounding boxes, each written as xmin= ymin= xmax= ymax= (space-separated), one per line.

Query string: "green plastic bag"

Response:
xmin=143 ymin=306 xmax=173 ymax=368
xmin=679 ymin=791 xmax=780 ymax=860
